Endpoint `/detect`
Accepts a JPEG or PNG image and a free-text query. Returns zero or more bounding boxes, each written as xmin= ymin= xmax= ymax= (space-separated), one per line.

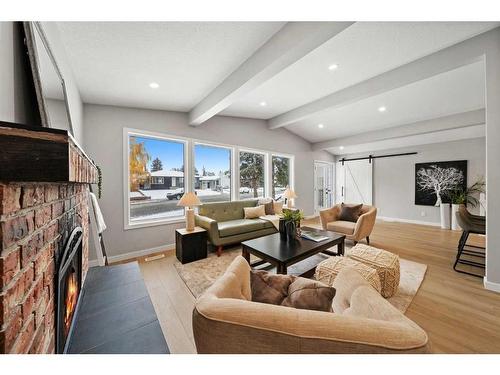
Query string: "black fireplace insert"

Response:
xmin=56 ymin=226 xmax=83 ymax=354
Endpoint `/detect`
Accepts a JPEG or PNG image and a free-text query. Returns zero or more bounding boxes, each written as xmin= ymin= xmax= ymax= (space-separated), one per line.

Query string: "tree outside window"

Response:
xmin=239 ymin=151 xmax=265 ymax=199
xmin=127 ymin=134 xmax=185 ymax=225
xmin=129 ymin=137 xmax=151 ymax=192
xmin=272 ymin=156 xmax=290 ymax=200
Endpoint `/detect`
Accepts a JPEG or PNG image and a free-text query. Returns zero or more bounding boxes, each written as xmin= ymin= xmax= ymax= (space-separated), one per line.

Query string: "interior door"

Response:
xmin=338 ymin=159 xmax=373 ymax=205
xmin=314 ymin=162 xmax=334 ymax=213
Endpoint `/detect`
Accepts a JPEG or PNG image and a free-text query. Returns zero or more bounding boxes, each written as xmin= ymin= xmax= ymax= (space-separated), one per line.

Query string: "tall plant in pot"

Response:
xmin=447 ymin=177 xmax=485 ymax=230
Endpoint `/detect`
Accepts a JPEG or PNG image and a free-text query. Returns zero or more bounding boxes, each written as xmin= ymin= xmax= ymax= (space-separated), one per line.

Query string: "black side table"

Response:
xmin=175 ymin=227 xmax=208 ymax=264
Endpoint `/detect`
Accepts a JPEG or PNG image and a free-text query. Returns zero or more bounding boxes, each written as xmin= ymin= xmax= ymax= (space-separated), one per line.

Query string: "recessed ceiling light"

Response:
xmin=318 ymin=123 xmax=324 ymax=128
xmin=149 ymin=82 xmax=160 ymax=89
xmin=259 ymin=101 xmax=267 ymax=107
xmin=339 ymin=146 xmax=345 ymax=150
xmin=378 ymin=106 xmax=387 ymax=112
xmin=328 ymin=63 xmax=339 ymax=71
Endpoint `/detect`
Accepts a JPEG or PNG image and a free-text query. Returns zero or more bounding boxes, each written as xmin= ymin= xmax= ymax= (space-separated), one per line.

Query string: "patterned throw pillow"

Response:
xmin=338 ymin=203 xmax=363 ymax=222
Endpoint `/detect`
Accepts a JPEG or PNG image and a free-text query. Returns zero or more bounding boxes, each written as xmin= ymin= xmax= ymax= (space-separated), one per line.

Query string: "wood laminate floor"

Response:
xmin=130 ymin=219 xmax=500 ymax=353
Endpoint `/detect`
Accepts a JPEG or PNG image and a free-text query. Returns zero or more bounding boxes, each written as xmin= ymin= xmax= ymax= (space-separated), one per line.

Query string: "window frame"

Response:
xmin=193 ymin=141 xmax=234 ymax=202
xmin=123 ymin=128 xmax=296 ymax=230
xmin=123 ymin=128 xmax=189 ymax=230
xmin=151 ymin=176 xmax=164 ymax=185
xmin=237 ymin=148 xmax=269 ymax=200
xmin=270 ymin=153 xmax=295 ymax=201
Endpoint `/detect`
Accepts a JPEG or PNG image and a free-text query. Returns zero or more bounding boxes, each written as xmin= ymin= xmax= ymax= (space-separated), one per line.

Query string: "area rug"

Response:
xmin=174 ymin=246 xmax=427 ymax=313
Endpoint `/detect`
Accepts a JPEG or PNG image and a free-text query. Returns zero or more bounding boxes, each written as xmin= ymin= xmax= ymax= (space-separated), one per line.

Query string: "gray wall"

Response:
xmin=485 ymin=30 xmax=500 ymax=288
xmin=0 ymin=22 xmax=35 ymax=124
xmin=83 ymin=103 xmax=334 ymax=260
xmin=40 ymin=22 xmax=84 ymax=144
xmin=0 ymin=22 xmax=84 ymax=144
xmin=340 ymin=138 xmax=485 ymax=224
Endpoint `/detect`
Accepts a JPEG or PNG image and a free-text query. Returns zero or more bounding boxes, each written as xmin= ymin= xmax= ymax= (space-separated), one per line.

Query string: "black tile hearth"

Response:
xmin=67 ymin=262 xmax=169 ymax=354
xmin=83 ymin=320 xmax=168 ymax=354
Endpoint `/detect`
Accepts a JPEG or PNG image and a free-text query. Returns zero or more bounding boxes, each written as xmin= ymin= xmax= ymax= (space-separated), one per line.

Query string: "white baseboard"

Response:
xmin=88 ymin=243 xmax=175 ymax=267
xmin=484 ymin=278 xmax=500 ymax=293
xmin=377 ymin=216 xmax=441 ymax=227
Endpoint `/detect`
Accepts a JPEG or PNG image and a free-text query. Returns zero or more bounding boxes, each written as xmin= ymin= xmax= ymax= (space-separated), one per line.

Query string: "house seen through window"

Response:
xmin=194 ymin=144 xmax=232 ymax=203
xmin=128 ymin=134 xmax=186 ymax=223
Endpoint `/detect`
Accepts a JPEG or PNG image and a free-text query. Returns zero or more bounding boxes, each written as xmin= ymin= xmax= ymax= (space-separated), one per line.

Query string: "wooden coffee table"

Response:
xmin=241 ymin=226 xmax=345 ymax=276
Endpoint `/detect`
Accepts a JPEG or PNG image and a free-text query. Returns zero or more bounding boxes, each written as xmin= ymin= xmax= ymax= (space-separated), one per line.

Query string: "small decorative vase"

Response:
xmin=440 ymin=203 xmax=451 ymax=230
xmin=285 ymin=220 xmax=296 ymax=241
xmin=278 ymin=218 xmax=287 ymax=241
xmin=451 ymin=204 xmax=462 ymax=230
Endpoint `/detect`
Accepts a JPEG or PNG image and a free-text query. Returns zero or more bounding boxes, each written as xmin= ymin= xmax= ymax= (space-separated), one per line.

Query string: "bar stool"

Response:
xmin=453 ymin=205 xmax=486 ymax=277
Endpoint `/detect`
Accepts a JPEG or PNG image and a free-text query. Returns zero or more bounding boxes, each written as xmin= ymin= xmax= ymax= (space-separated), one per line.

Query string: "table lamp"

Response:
xmin=177 ymin=192 xmax=202 ymax=231
xmin=283 ymin=187 xmax=297 ymax=209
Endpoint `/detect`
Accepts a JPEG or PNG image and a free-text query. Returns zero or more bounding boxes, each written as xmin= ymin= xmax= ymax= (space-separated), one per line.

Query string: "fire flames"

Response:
xmin=64 ymin=271 xmax=78 ymax=337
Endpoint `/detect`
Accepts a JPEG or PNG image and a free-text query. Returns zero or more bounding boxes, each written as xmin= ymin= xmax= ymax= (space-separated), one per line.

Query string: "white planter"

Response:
xmin=451 ymin=204 xmax=461 ymax=230
xmin=440 ymin=203 xmax=451 ymax=229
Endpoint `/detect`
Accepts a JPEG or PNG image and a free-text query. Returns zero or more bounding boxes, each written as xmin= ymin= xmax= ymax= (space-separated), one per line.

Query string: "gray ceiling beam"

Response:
xmin=189 ymin=22 xmax=354 ymax=126
xmin=268 ymin=28 xmax=499 ymax=129
xmin=311 ymin=109 xmax=485 ymax=151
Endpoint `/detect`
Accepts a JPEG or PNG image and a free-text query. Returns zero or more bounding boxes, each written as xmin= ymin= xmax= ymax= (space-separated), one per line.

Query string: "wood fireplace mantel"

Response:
xmin=0 ymin=121 xmax=98 ymax=184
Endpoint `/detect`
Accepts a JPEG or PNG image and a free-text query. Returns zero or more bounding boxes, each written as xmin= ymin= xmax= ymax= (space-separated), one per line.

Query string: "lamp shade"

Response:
xmin=177 ymin=192 xmax=202 ymax=207
xmin=283 ymin=188 xmax=297 ymax=199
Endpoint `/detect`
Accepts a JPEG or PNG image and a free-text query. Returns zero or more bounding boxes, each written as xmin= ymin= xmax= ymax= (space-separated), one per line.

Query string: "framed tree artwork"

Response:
xmin=415 ymin=160 xmax=467 ymax=206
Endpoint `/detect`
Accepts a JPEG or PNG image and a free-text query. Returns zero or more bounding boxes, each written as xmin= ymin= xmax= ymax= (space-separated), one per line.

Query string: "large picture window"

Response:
xmin=127 ymin=133 xmax=186 ymax=226
xmin=194 ymin=144 xmax=232 ymax=203
xmin=272 ymin=155 xmax=291 ymax=200
xmin=124 ymin=129 xmax=295 ymax=229
xmin=239 ymin=151 xmax=265 ymax=199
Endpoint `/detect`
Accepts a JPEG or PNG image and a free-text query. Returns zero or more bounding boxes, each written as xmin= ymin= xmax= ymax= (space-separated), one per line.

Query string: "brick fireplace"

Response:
xmin=0 ymin=122 xmax=98 ymax=354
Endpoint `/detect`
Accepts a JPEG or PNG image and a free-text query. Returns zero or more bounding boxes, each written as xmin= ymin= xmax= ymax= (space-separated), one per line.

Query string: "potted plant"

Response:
xmin=446 ymin=177 xmax=485 ymax=230
xmin=282 ymin=209 xmax=304 ymax=241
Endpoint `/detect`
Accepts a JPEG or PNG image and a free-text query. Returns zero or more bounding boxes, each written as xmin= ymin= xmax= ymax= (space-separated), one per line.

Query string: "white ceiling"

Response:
xmin=286 ymin=61 xmax=485 ymax=142
xmin=221 ymin=22 xmax=497 ymax=119
xmin=56 ymin=22 xmax=284 ymax=111
xmin=55 ymin=21 xmax=498 ymax=148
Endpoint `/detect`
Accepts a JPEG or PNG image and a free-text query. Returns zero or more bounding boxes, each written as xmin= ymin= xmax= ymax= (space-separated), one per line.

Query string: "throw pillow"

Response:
xmin=250 ymin=270 xmax=335 ymax=312
xmin=258 ymin=198 xmax=275 ymax=215
xmin=244 ymin=205 xmax=266 ymax=219
xmin=273 ymin=200 xmax=284 ymax=215
xmin=263 ymin=202 xmax=274 ymax=215
xmin=338 ymin=203 xmax=363 ymax=223
xmin=250 ymin=270 xmax=296 ymax=305
xmin=281 ymin=278 xmax=336 ymax=312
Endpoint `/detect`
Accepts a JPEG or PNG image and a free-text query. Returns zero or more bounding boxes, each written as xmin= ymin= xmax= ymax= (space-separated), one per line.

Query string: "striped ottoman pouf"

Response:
xmin=314 ymin=256 xmax=381 ymax=294
xmin=347 ymin=244 xmax=400 ymax=298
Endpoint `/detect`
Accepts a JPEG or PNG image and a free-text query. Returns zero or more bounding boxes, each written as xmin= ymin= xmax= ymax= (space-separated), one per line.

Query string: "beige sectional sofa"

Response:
xmin=192 ymin=256 xmax=429 ymax=354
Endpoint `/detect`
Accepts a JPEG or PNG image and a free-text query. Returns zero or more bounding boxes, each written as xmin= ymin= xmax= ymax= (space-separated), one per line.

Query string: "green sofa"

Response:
xmin=195 ymin=200 xmax=277 ymax=256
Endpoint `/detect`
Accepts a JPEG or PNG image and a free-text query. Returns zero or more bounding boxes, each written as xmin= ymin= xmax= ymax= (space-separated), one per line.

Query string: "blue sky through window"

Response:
xmin=132 ymin=136 xmax=230 ymax=174
xmin=132 ymin=136 xmax=184 ymax=172
xmin=194 ymin=144 xmax=231 ymax=175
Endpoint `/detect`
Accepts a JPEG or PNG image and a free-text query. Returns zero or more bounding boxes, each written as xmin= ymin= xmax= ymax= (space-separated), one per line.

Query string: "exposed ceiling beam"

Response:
xmin=312 ymin=109 xmax=485 ymax=151
xmin=328 ymin=124 xmax=485 ymax=156
xmin=268 ymin=28 xmax=498 ymax=130
xmin=188 ymin=21 xmax=354 ymax=126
